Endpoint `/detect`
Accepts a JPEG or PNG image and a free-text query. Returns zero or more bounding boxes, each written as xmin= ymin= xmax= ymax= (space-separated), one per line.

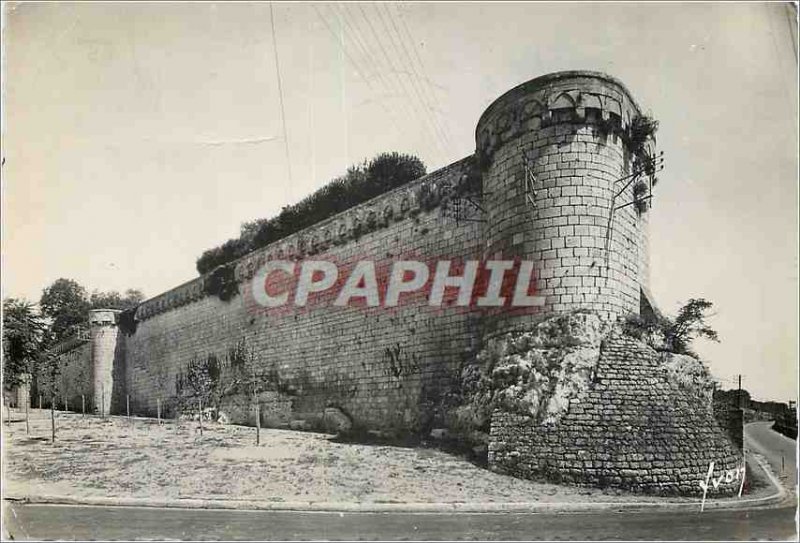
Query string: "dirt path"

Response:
xmin=0 ymin=410 xmax=757 ymax=505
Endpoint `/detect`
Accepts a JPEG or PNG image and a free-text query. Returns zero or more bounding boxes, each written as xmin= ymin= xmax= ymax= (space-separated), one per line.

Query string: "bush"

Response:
xmin=623 ymin=298 xmax=719 ymax=356
xmin=626 ymin=113 xmax=659 ymax=159
xmin=197 ymin=152 xmax=426 ymax=274
xmin=203 ymin=263 xmax=239 ymax=302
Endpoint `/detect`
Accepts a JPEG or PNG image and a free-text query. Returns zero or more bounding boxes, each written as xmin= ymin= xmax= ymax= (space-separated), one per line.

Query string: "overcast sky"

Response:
xmin=2 ymin=2 xmax=797 ymax=402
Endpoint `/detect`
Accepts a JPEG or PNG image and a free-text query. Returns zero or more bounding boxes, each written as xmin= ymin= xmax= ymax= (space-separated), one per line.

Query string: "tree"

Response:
xmin=365 ymin=152 xmax=426 ymax=195
xmin=39 ymin=279 xmax=90 ymax=342
xmin=664 ymin=298 xmax=719 ymax=355
xmin=89 ymin=288 xmax=145 ymax=310
xmin=624 ymin=298 xmax=720 ymax=357
xmin=40 ymin=279 xmax=145 ymax=342
xmin=2 ymin=298 xmax=46 ymax=388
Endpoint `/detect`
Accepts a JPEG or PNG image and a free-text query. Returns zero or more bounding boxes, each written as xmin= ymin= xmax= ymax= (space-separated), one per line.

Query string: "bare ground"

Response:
xmin=0 ymin=410 xmax=766 ymax=505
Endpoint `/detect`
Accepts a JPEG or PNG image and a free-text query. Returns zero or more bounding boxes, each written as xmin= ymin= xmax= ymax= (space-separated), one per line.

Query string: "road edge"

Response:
xmin=3 ymin=481 xmax=786 ymax=515
xmin=4 ymin=437 xmax=790 ymax=515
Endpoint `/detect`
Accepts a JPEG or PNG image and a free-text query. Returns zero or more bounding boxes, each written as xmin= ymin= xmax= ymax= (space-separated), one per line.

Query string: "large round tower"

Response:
xmin=477 ymin=73 xmax=742 ymax=496
xmin=476 ymin=71 xmax=654 ymax=334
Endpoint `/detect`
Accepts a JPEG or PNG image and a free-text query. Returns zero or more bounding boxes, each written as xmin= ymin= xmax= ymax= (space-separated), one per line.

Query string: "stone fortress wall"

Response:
xmin=117 ymin=158 xmax=484 ymax=433
xmin=38 ymin=71 xmax=742 ymax=495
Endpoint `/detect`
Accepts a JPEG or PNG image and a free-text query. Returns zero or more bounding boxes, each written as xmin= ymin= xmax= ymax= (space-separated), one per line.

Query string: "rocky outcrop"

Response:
xmin=448 ymin=311 xmax=609 ymax=446
xmin=488 ymin=330 xmax=743 ymax=496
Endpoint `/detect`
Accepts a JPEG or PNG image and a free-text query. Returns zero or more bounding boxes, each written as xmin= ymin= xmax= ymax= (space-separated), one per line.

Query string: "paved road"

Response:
xmin=745 ymin=421 xmax=797 ymax=491
xmin=2 ymin=502 xmax=797 ymax=541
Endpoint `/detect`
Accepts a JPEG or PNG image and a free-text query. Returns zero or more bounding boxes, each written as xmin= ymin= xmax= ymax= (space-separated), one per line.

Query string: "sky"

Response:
xmin=2 ymin=2 xmax=797 ymax=402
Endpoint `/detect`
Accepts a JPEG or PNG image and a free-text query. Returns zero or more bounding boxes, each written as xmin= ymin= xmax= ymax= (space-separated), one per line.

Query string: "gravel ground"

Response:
xmin=1 ymin=410 xmax=764 ymax=505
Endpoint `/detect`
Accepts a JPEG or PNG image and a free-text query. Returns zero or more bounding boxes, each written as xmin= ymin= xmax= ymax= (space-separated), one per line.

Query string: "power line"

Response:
xmin=390 ymin=3 xmax=458 ymax=154
xmin=335 ymin=2 xmax=435 ymax=156
xmin=785 ymin=2 xmax=798 ymax=62
xmin=269 ymin=2 xmax=293 ymax=196
xmin=332 ymin=4 xmax=380 ymax=81
xmin=374 ymin=3 xmax=455 ymax=156
xmin=336 ymin=7 xmax=349 ymax=168
xmin=380 ymin=2 xmax=456 ymax=152
xmin=330 ymin=4 xmax=412 ymax=126
xmin=306 ymin=16 xmax=316 ymax=188
xmin=311 ymin=4 xmax=404 ymax=137
xmin=354 ymin=4 xmax=449 ymax=162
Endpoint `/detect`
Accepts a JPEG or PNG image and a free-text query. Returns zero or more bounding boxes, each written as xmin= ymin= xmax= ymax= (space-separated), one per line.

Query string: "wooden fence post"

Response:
xmin=157 ymin=398 xmax=161 ymax=425
xmin=198 ymin=398 xmax=203 ymax=436
xmin=255 ymin=396 xmax=261 ymax=446
xmin=50 ymin=398 xmax=56 ymax=444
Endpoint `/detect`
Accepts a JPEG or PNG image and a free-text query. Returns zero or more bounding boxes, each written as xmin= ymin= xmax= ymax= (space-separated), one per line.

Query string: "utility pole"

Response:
xmin=737 ymin=374 xmax=742 ymax=408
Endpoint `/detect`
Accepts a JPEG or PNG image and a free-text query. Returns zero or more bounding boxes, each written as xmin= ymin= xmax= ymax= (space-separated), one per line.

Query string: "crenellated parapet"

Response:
xmin=476 ymin=70 xmax=647 ymax=167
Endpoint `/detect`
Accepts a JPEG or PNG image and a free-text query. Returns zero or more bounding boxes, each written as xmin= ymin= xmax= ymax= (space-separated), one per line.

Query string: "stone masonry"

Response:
xmin=488 ymin=333 xmax=743 ymax=496
xmin=34 ymin=71 xmax=741 ymax=495
xmin=477 ymin=71 xmax=651 ymax=336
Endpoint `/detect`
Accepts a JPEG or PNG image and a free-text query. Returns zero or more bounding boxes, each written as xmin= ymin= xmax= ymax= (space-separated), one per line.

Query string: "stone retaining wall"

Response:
xmin=488 ymin=334 xmax=743 ymax=496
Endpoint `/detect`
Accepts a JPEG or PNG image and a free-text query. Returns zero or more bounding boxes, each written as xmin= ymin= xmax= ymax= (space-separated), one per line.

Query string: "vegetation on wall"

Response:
xmin=623 ymin=298 xmax=719 ymax=357
xmin=196 ymin=152 xmax=426 ymax=274
xmin=633 ymin=180 xmax=650 ymax=214
xmin=118 ymin=308 xmax=138 ymax=336
xmin=172 ymin=339 xmax=295 ymax=418
xmin=625 ymin=113 xmax=659 ymax=169
xmin=203 ymin=263 xmax=239 ymax=301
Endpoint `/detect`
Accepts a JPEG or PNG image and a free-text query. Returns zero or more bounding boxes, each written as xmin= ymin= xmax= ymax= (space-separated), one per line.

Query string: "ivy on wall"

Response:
xmin=118 ymin=308 xmax=138 ymax=336
xmin=625 ymin=114 xmax=659 ymax=169
xmin=203 ymin=263 xmax=239 ymax=302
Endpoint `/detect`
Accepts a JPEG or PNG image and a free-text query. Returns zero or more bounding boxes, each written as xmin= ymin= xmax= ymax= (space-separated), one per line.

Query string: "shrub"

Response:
xmin=626 ymin=113 xmax=659 ymax=159
xmin=203 ymin=263 xmax=239 ymax=301
xmin=623 ymin=298 xmax=719 ymax=356
xmin=197 ymin=152 xmax=426 ymax=274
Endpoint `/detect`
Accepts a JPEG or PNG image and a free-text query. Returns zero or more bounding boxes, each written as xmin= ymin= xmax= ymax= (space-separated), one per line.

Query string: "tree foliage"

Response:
xmin=624 ymin=298 xmax=719 ymax=357
xmin=196 ymin=152 xmax=426 ymax=274
xmin=39 ymin=279 xmax=145 ymax=342
xmin=89 ymin=289 xmax=145 ymax=311
xmin=2 ymin=298 xmax=47 ymax=388
xmin=39 ymin=279 xmax=91 ymax=342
